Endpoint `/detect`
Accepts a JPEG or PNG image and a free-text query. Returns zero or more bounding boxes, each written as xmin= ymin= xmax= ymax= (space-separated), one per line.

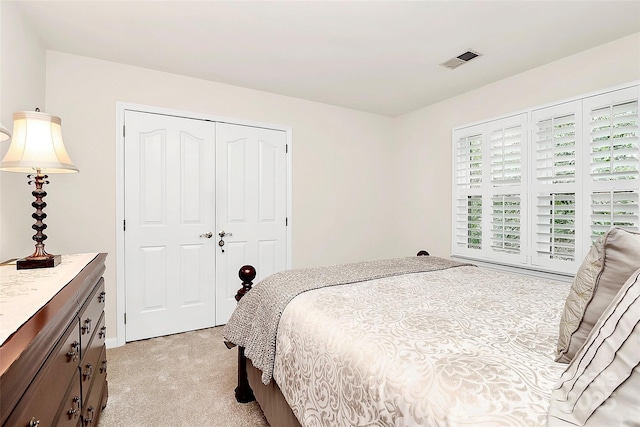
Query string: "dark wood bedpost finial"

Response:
xmin=235 ymin=265 xmax=256 ymax=301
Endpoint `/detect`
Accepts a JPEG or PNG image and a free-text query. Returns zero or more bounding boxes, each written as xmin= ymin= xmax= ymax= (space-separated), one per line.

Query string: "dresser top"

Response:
xmin=0 ymin=253 xmax=99 ymax=345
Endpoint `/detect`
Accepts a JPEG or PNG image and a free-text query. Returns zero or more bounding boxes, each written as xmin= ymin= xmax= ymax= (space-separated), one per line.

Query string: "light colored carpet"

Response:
xmin=99 ymin=326 xmax=269 ymax=427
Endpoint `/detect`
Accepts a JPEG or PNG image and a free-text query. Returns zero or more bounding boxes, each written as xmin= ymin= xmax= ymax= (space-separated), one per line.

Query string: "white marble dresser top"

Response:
xmin=0 ymin=253 xmax=99 ymax=345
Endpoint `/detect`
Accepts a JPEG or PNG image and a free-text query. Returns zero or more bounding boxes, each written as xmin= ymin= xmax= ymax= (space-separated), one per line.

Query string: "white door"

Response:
xmin=123 ymin=111 xmax=289 ymax=340
xmin=124 ymin=111 xmax=217 ymax=341
xmin=214 ymin=123 xmax=288 ymax=324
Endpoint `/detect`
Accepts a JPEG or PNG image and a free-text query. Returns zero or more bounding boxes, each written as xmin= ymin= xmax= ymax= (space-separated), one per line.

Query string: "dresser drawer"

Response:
xmin=4 ymin=319 xmax=80 ymax=427
xmin=80 ymin=314 xmax=105 ymax=401
xmin=95 ymin=346 xmax=108 ymax=411
xmin=54 ymin=369 xmax=82 ymax=427
xmin=79 ymin=279 xmax=105 ymax=359
xmin=80 ymin=346 xmax=107 ymax=427
xmin=80 ymin=374 xmax=102 ymax=427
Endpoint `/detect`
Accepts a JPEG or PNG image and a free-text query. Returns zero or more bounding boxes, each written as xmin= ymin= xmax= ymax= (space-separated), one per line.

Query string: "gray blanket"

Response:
xmin=222 ymin=255 xmax=472 ymax=384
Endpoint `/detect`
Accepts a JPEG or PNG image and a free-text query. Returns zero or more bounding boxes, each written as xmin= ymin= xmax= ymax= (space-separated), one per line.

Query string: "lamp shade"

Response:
xmin=0 ymin=111 xmax=78 ymax=173
xmin=0 ymin=122 xmax=10 ymax=142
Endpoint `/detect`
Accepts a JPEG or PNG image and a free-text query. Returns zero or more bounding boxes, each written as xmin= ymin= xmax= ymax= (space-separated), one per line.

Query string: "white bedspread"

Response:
xmin=273 ymin=266 xmax=571 ymax=427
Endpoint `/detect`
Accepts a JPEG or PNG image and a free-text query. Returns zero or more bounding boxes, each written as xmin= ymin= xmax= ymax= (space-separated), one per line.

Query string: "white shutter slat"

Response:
xmin=591 ymin=146 xmax=638 ymax=159
xmin=611 ymin=101 xmax=638 ymax=115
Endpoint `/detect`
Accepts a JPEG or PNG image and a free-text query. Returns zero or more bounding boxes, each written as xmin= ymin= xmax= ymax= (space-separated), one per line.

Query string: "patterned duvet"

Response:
xmin=272 ymin=265 xmax=571 ymax=427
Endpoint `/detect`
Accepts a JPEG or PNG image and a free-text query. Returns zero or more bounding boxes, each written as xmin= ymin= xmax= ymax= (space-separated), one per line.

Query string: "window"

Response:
xmin=452 ymin=84 xmax=639 ymax=275
xmin=453 ymin=114 xmax=528 ymax=263
xmin=531 ymin=101 xmax=582 ymax=272
xmin=584 ymin=89 xmax=639 ymax=244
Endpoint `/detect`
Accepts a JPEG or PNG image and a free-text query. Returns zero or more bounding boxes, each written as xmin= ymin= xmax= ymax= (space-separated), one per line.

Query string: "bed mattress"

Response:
xmin=273 ymin=266 xmax=570 ymax=427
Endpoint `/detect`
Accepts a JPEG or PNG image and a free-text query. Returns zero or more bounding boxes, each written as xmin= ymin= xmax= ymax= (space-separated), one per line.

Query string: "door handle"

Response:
xmin=218 ymin=231 xmax=232 ymax=253
xmin=200 ymin=232 xmax=213 ymax=239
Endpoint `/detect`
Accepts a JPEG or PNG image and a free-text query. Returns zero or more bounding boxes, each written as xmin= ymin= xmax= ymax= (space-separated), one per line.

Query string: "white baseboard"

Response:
xmin=105 ymin=337 xmax=121 ymax=349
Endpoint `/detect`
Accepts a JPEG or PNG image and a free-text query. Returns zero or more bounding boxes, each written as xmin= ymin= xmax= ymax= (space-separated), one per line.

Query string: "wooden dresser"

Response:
xmin=0 ymin=253 xmax=108 ymax=427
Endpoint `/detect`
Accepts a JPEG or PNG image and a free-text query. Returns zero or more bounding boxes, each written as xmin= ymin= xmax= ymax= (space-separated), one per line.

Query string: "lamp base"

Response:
xmin=16 ymin=254 xmax=61 ymax=270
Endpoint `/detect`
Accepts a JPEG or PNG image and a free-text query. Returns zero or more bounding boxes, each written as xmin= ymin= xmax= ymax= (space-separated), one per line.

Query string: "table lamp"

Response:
xmin=0 ymin=110 xmax=79 ymax=269
xmin=0 ymin=122 xmax=10 ymax=142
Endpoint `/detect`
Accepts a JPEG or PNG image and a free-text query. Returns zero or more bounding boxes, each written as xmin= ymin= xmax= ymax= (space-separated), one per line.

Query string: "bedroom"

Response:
xmin=1 ymin=1 xmax=639 ymax=426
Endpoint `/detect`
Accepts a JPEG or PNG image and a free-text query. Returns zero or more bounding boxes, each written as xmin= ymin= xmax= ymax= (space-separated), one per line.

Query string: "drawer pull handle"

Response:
xmin=83 ymin=363 xmax=94 ymax=381
xmin=82 ymin=318 xmax=92 ymax=334
xmin=67 ymin=341 xmax=80 ymax=362
xmin=67 ymin=395 xmax=81 ymax=419
xmin=100 ymin=359 xmax=108 ymax=373
xmin=98 ymin=291 xmax=106 ymax=303
xmin=29 ymin=417 xmax=40 ymax=427
xmin=99 ymin=326 xmax=107 ymax=339
xmin=83 ymin=406 xmax=95 ymax=426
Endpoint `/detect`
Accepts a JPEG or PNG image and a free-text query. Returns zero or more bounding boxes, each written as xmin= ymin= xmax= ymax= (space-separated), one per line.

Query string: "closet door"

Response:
xmin=123 ymin=111 xmax=289 ymax=340
xmin=214 ymin=123 xmax=288 ymax=325
xmin=124 ymin=111 xmax=217 ymax=341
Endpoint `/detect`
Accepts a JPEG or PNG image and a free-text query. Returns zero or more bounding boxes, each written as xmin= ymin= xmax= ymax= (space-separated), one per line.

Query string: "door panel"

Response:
xmin=215 ymin=124 xmax=288 ymax=325
xmin=124 ymin=111 xmax=216 ymax=341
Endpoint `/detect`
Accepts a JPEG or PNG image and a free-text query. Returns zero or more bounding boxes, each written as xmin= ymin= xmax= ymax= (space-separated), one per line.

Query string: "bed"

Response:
xmin=223 ymin=227 xmax=640 ymax=427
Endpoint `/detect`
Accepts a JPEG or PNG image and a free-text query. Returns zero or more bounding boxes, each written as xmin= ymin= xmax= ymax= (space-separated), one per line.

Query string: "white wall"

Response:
xmin=392 ymin=33 xmax=640 ymax=259
xmin=0 ymin=1 xmax=46 ymax=262
xmin=3 ymin=13 xmax=638 ymax=344
xmin=39 ymin=51 xmax=396 ymax=339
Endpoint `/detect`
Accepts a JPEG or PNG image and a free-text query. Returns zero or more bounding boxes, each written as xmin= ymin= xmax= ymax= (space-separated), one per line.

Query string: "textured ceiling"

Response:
xmin=12 ymin=0 xmax=640 ymax=117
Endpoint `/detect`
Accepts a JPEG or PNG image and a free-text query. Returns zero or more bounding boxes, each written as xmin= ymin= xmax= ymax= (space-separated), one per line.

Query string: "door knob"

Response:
xmin=200 ymin=232 xmax=213 ymax=239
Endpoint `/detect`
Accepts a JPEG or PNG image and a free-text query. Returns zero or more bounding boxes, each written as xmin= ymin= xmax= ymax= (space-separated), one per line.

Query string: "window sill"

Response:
xmin=451 ymin=255 xmax=575 ymax=283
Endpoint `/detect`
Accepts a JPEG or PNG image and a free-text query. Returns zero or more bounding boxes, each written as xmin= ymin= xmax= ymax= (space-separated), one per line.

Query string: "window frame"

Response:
xmin=451 ymin=82 xmax=639 ymax=278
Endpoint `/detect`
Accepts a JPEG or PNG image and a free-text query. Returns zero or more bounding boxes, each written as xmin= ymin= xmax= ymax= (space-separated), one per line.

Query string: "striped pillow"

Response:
xmin=548 ymin=267 xmax=640 ymax=426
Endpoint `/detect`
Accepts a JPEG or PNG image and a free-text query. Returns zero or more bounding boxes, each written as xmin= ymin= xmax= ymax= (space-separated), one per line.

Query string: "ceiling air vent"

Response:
xmin=440 ymin=50 xmax=482 ymax=70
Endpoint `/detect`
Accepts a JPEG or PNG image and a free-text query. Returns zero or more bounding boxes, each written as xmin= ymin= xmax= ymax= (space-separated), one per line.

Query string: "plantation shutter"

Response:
xmin=453 ymin=126 xmax=485 ymax=255
xmin=491 ymin=194 xmax=522 ymax=255
xmin=531 ymin=101 xmax=582 ymax=273
xmin=488 ymin=114 xmax=527 ymax=263
xmin=455 ymin=195 xmax=483 ymax=251
xmin=583 ymin=86 xmax=640 ymax=243
xmin=534 ymin=192 xmax=577 ymax=261
xmin=490 ymin=123 xmax=522 ymax=185
xmin=534 ymin=108 xmax=578 ymax=186
xmin=455 ymin=132 xmax=483 ymax=189
xmin=451 ymin=84 xmax=638 ymax=276
xmin=590 ymin=191 xmax=639 ymax=239
xmin=588 ymin=98 xmax=639 ymax=182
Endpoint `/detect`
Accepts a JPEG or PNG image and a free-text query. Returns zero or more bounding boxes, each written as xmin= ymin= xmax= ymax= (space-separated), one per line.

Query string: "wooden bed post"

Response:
xmin=234 ymin=265 xmax=256 ymax=403
xmin=235 ymin=265 xmax=256 ymax=302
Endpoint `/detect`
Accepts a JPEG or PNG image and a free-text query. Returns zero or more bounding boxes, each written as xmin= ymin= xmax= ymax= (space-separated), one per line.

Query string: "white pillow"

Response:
xmin=548 ymin=267 xmax=640 ymax=426
xmin=556 ymin=227 xmax=640 ymax=363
